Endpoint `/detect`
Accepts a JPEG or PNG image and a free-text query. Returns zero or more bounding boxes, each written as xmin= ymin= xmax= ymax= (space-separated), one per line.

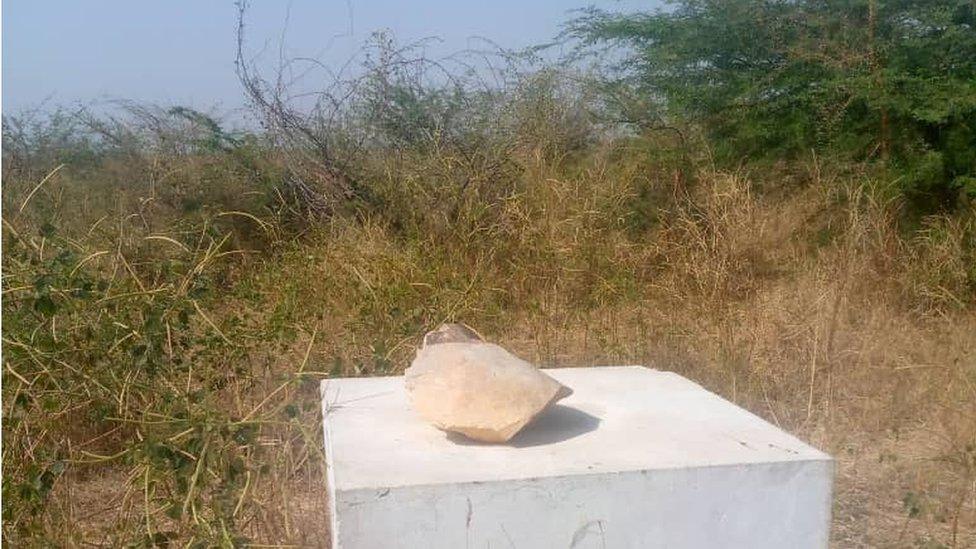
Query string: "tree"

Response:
xmin=571 ymin=0 xmax=976 ymax=209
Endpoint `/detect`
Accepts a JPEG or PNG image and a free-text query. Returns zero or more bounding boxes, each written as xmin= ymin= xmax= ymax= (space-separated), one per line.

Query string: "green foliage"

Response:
xmin=570 ymin=0 xmax=976 ymax=209
xmin=0 ymin=108 xmax=311 ymax=545
xmin=1 ymin=208 xmax=245 ymax=543
xmin=354 ymin=33 xmax=468 ymax=149
xmin=2 ymin=108 xmax=102 ymax=179
xmin=167 ymin=106 xmax=244 ymax=152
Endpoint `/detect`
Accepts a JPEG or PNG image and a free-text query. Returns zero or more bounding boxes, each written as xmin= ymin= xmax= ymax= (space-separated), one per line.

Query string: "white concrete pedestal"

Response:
xmin=321 ymin=366 xmax=832 ymax=548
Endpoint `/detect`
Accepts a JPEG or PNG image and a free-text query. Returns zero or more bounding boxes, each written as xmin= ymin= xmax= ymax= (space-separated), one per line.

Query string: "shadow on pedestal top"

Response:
xmin=446 ymin=404 xmax=601 ymax=448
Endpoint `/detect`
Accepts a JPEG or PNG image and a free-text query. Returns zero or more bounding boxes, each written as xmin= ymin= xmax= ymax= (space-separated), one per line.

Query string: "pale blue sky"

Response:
xmin=2 ymin=1 xmax=654 ymax=115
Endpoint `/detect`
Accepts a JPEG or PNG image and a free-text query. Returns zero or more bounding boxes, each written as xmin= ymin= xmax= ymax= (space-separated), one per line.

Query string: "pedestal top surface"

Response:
xmin=321 ymin=366 xmax=830 ymax=491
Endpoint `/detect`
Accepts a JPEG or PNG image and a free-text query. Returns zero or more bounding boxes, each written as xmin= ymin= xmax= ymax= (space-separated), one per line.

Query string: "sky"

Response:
xmin=2 ymin=0 xmax=654 ymax=116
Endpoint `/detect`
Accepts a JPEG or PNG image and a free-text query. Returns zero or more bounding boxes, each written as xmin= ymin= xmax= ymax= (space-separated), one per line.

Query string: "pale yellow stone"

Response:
xmin=405 ymin=325 xmax=572 ymax=443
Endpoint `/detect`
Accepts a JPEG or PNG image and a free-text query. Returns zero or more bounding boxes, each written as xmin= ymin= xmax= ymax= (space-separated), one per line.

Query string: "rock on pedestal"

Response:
xmin=321 ymin=366 xmax=833 ymax=548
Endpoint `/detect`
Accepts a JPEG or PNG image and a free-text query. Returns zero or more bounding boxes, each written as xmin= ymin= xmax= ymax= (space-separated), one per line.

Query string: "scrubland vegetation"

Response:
xmin=3 ymin=1 xmax=975 ymax=546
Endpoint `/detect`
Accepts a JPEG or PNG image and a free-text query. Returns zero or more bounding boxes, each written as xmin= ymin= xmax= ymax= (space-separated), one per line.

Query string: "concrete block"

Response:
xmin=321 ymin=366 xmax=833 ymax=548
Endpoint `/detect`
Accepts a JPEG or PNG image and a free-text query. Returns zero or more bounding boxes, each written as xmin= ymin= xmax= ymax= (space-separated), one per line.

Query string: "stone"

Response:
xmin=420 ymin=322 xmax=483 ymax=346
xmin=404 ymin=324 xmax=572 ymax=443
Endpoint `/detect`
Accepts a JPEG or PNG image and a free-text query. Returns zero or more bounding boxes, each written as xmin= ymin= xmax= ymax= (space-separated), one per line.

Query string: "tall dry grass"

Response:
xmin=2 ymin=101 xmax=974 ymax=547
xmin=239 ymin=143 xmax=975 ymax=546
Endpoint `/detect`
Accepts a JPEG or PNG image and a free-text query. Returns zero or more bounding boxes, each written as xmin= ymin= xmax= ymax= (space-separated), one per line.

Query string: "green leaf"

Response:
xmin=33 ymin=295 xmax=58 ymax=316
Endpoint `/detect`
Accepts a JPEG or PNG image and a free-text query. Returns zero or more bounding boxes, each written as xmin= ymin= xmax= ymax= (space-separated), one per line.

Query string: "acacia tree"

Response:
xmin=571 ymin=0 xmax=976 ymax=208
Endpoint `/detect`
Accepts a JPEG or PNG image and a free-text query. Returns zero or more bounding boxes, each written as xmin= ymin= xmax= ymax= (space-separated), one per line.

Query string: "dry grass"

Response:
xmin=3 ymin=127 xmax=975 ymax=547
xmin=247 ymin=150 xmax=975 ymax=547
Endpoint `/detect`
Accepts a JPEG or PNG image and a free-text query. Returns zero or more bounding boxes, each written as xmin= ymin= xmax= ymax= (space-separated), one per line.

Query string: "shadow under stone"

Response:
xmin=445 ymin=404 xmax=601 ymax=448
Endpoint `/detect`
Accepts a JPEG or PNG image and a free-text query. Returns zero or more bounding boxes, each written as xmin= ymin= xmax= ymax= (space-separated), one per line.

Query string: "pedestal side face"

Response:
xmin=332 ymin=459 xmax=832 ymax=549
